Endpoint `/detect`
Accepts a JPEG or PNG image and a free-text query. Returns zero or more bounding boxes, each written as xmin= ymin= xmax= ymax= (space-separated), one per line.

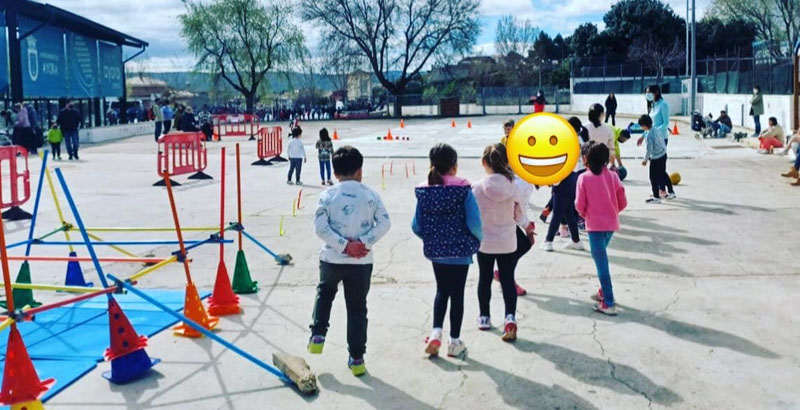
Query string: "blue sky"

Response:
xmin=46 ymin=0 xmax=710 ymax=71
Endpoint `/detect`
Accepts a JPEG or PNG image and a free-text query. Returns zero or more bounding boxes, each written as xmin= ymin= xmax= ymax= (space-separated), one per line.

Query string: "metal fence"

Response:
xmin=387 ymin=86 xmax=571 ymax=116
xmin=571 ymin=56 xmax=794 ymax=95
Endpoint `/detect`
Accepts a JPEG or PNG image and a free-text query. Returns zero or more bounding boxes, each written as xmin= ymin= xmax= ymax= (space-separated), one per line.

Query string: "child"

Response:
xmin=473 ymin=143 xmax=523 ymax=341
xmin=308 ymin=146 xmax=391 ymax=376
xmin=575 ymin=142 xmax=627 ymax=315
xmin=287 ymin=127 xmax=306 ymax=185
xmin=46 ymin=123 xmax=62 ymax=160
xmin=412 ymin=143 xmax=481 ymax=357
xmin=500 ymin=118 xmax=514 ymax=145
xmin=638 ymin=115 xmax=674 ymax=203
xmin=316 ymin=128 xmax=334 ymax=186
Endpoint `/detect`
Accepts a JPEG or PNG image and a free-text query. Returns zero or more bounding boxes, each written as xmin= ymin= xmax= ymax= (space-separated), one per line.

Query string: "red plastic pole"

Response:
xmin=162 ymin=172 xmax=194 ymax=284
xmin=219 ymin=147 xmax=226 ymax=260
xmin=22 ymin=286 xmax=118 ymax=317
xmin=236 ymin=143 xmax=243 ymax=252
xmin=0 ymin=202 xmax=15 ymax=313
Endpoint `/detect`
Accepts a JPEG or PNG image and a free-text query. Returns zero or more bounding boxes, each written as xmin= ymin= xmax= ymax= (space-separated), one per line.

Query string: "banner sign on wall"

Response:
xmin=19 ymin=17 xmax=68 ymax=98
xmin=98 ymin=41 xmax=123 ymax=96
xmin=67 ymin=31 xmax=99 ymax=98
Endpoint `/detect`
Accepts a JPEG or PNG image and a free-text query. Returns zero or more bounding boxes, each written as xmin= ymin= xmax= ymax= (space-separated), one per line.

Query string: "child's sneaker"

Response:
xmin=477 ymin=316 xmax=491 ymax=330
xmin=515 ymin=283 xmax=527 ymax=296
xmin=645 ymin=197 xmax=661 ymax=204
xmin=563 ymin=240 xmax=584 ymax=251
xmin=666 ymin=192 xmax=677 ymax=200
xmin=348 ymin=357 xmax=366 ymax=376
xmin=493 ymin=269 xmax=500 ymax=282
xmin=593 ymin=301 xmax=618 ymax=316
xmin=424 ymin=336 xmax=442 ymax=356
xmin=307 ymin=335 xmax=325 ymax=354
xmin=296 ymin=181 xmax=303 ymax=186
xmin=590 ymin=288 xmax=604 ymax=302
xmin=538 ymin=211 xmax=549 ymax=223
xmin=659 ymin=189 xmax=667 ymax=199
xmin=501 ymin=316 xmax=517 ymax=342
xmin=540 ymin=241 xmax=554 ymax=252
xmin=447 ymin=340 xmax=467 ymax=358
xmin=287 ymin=180 xmax=294 ymax=185
xmin=558 ymin=225 xmax=569 ymax=238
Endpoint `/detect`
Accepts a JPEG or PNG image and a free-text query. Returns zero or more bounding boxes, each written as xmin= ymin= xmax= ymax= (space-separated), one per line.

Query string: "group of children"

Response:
xmin=286 ymin=126 xmax=335 ymax=186
xmin=305 ymin=109 xmax=636 ymax=376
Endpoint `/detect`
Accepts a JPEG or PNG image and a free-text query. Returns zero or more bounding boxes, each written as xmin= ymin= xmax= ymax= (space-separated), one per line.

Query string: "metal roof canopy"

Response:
xmin=3 ymin=0 xmax=148 ymax=49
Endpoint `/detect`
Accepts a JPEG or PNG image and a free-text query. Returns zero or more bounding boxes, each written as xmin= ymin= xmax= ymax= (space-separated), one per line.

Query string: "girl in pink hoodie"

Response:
xmin=472 ymin=143 xmax=523 ymax=341
xmin=575 ymin=142 xmax=628 ymax=316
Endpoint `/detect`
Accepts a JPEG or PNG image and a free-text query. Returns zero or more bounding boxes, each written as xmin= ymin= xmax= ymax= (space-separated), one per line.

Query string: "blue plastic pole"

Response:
xmin=54 ymin=168 xmax=111 ymax=290
xmin=14 ymin=240 xmax=234 ymax=247
xmin=24 ymin=151 xmax=49 ymax=256
xmin=108 ymin=274 xmax=293 ymax=385
xmin=240 ymin=230 xmax=281 ymax=261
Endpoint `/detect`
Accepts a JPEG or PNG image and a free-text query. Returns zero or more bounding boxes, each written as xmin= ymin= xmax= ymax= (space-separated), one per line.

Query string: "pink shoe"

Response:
xmin=590 ymin=288 xmax=604 ymax=302
xmin=515 ymin=283 xmax=527 ymax=296
xmin=493 ymin=270 xmax=500 ymax=282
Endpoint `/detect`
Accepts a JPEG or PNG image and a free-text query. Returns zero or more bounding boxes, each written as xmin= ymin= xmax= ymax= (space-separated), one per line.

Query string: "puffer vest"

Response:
xmin=415 ymin=185 xmax=480 ymax=259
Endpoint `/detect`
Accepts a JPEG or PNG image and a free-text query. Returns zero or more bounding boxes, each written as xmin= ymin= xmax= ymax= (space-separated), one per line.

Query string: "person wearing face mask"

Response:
xmin=750 ymin=86 xmax=764 ymax=137
xmin=637 ymin=85 xmax=670 ymax=147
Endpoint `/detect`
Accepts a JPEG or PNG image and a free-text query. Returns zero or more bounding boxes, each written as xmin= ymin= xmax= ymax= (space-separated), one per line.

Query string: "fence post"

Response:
xmin=481 ymin=88 xmax=486 ymax=115
xmin=555 ymin=89 xmax=560 ymax=114
xmin=517 ymin=88 xmax=522 ymax=115
xmin=725 ymin=50 xmax=729 ymax=93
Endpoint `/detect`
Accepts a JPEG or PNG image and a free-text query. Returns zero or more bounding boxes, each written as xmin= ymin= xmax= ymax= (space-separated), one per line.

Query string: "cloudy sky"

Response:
xmin=47 ymin=0 xmax=711 ymax=72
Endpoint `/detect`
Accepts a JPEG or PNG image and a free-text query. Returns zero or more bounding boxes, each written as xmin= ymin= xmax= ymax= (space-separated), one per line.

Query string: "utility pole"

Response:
xmin=686 ymin=0 xmax=689 ymax=77
xmin=690 ymin=0 xmax=696 ymax=114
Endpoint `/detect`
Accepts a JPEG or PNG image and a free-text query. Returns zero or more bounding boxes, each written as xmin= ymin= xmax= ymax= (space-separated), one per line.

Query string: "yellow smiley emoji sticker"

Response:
xmin=506 ymin=113 xmax=580 ymax=185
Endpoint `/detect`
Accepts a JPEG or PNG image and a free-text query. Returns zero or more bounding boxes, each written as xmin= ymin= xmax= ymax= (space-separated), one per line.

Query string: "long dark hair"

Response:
xmin=588 ymin=103 xmax=605 ymax=128
xmin=647 ymin=84 xmax=663 ymax=102
xmin=568 ymin=116 xmax=589 ymax=142
xmin=586 ymin=142 xmax=609 ymax=175
xmin=319 ymin=128 xmax=330 ymax=142
xmin=482 ymin=143 xmax=513 ymax=181
xmin=428 ymin=143 xmax=458 ymax=185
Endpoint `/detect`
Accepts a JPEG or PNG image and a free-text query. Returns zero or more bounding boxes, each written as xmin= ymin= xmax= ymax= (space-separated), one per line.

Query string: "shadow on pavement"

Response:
xmin=522 ymin=293 xmax=780 ymax=359
xmin=512 ymin=339 xmax=682 ymax=406
xmin=318 ymin=372 xmax=438 ymax=410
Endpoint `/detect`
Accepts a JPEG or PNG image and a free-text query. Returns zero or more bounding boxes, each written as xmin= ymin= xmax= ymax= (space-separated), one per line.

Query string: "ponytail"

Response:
xmin=588 ymin=103 xmax=604 ymax=128
xmin=482 ymin=143 xmax=514 ymax=181
xmin=428 ymin=143 xmax=458 ymax=185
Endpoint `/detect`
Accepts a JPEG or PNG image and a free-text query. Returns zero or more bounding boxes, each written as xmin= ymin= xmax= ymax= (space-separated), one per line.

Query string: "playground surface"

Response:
xmin=2 ymin=114 xmax=798 ymax=409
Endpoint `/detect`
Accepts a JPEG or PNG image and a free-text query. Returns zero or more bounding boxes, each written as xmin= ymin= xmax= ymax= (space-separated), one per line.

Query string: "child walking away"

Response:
xmin=575 ymin=142 xmax=627 ymax=315
xmin=412 ymin=144 xmax=481 ymax=358
xmin=316 ymin=128 xmax=334 ymax=186
xmin=47 ymin=123 xmax=62 ymax=160
xmin=473 ymin=144 xmax=524 ymax=342
xmin=638 ymin=115 xmax=675 ymax=203
xmin=287 ymin=127 xmax=306 ymax=185
xmin=308 ymin=146 xmax=391 ymax=376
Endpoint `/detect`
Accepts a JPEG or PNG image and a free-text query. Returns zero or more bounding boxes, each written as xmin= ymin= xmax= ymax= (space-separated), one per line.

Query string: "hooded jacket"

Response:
xmin=472 ymin=173 xmax=520 ymax=254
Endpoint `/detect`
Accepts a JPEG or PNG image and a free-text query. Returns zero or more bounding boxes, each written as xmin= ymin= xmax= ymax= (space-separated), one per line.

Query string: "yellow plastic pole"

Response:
xmin=84 ymin=227 xmax=219 ymax=232
xmin=292 ymin=199 xmax=297 ymax=217
xmin=44 ymin=166 xmax=74 ymax=252
xmin=279 ymin=216 xmax=285 ymax=236
xmin=0 ymin=317 xmax=13 ymax=333
xmin=127 ymin=255 xmax=178 ymax=281
xmin=0 ymin=282 xmax=104 ymax=293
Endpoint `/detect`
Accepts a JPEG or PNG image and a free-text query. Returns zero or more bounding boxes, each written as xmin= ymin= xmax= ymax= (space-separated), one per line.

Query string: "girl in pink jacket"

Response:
xmin=472 ymin=144 xmax=524 ymax=341
xmin=575 ymin=142 xmax=628 ymax=316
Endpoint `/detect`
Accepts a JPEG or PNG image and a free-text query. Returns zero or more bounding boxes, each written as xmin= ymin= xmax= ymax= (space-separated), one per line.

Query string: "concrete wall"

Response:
xmin=570 ymin=93 xmax=684 ymax=117
xmin=79 ymin=121 xmax=156 ymax=144
xmin=698 ymin=93 xmax=793 ymax=131
xmin=390 ymin=104 xmax=564 ymax=117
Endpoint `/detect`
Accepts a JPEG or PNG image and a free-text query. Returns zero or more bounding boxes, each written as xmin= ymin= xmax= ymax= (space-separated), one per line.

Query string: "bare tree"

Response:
xmin=628 ymin=36 xmax=685 ymax=83
xmin=711 ymin=0 xmax=792 ymax=58
xmin=318 ymin=34 xmax=365 ymax=99
xmin=301 ymin=0 xmax=481 ymax=117
xmin=495 ymin=15 xmax=539 ymax=57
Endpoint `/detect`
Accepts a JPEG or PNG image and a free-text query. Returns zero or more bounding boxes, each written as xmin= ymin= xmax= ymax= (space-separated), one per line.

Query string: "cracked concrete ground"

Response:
xmin=3 ymin=115 xmax=798 ymax=409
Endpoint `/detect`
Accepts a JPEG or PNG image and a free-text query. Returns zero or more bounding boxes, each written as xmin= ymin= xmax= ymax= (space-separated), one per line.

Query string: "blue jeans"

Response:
xmin=794 ymin=150 xmax=800 ymax=171
xmin=319 ymin=160 xmax=331 ymax=181
xmin=753 ymin=115 xmax=761 ymax=135
xmin=288 ymin=158 xmax=303 ymax=182
xmin=588 ymin=231 xmax=615 ymax=306
xmin=63 ymin=130 xmax=79 ymax=158
xmin=713 ymin=123 xmax=731 ymax=138
xmin=545 ymin=172 xmax=579 ymax=242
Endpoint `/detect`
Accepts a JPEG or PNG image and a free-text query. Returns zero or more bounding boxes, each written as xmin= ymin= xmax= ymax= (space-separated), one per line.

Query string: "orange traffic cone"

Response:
xmin=386 ymin=129 xmax=394 ymax=141
xmin=671 ymin=122 xmax=679 ymax=135
xmin=0 ymin=327 xmax=55 ymax=408
xmin=400 ymin=119 xmax=405 ymax=128
xmin=207 ymin=260 xmax=241 ymax=316
xmin=467 ymin=120 xmax=472 ymax=129
xmin=451 ymin=120 xmax=456 ymax=128
xmin=333 ymin=129 xmax=339 ymax=140
xmin=174 ymin=282 xmax=219 ymax=338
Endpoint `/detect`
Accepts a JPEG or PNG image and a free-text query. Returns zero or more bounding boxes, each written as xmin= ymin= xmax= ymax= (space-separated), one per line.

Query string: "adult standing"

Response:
xmin=25 ymin=103 xmax=41 ymax=153
xmin=153 ymin=99 xmax=164 ymax=142
xmin=57 ymin=102 xmax=82 ymax=160
xmin=161 ymin=101 xmax=173 ymax=134
xmin=750 ymin=85 xmax=764 ymax=137
xmin=13 ymin=103 xmax=33 ymax=153
xmin=604 ymin=92 xmax=617 ymax=126
xmin=179 ymin=106 xmax=198 ymax=132
xmin=197 ymin=105 xmax=213 ymax=141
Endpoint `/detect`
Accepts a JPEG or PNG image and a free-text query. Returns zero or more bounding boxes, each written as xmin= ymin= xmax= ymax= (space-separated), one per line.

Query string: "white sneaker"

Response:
xmin=540 ymin=241 xmax=554 ymax=252
xmin=477 ymin=316 xmax=491 ymax=330
xmin=645 ymin=197 xmax=661 ymax=204
xmin=447 ymin=340 xmax=467 ymax=358
xmin=563 ymin=240 xmax=584 ymax=251
xmin=666 ymin=192 xmax=677 ymax=200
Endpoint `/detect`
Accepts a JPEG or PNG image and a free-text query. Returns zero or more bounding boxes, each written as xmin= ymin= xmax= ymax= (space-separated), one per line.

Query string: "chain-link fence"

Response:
xmin=387 ymin=86 xmax=571 ymax=116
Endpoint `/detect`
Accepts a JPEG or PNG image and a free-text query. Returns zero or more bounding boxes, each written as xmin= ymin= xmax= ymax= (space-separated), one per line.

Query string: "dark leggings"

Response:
xmin=546 ymin=172 xmax=579 ymax=242
xmin=649 ymin=155 xmax=672 ymax=197
xmin=477 ymin=252 xmax=518 ymax=318
xmin=432 ymin=263 xmax=469 ymax=338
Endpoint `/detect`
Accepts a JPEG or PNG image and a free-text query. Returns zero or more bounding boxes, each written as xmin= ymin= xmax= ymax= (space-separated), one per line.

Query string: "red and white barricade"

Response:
xmin=0 ymin=145 xmax=32 ymax=220
xmin=154 ymin=132 xmax=212 ymax=186
xmin=252 ymin=127 xmax=286 ymax=165
xmin=212 ymin=114 xmax=258 ymax=140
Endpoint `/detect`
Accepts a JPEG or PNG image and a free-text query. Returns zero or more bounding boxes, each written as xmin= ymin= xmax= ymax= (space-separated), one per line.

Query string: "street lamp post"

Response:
xmin=690 ymin=0 xmax=696 ymax=114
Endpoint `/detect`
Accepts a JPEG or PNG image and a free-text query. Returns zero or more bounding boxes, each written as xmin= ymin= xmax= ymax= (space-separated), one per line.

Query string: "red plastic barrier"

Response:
xmin=155 ymin=132 xmax=211 ymax=186
xmin=213 ymin=114 xmax=258 ymax=139
xmin=0 ymin=145 xmax=32 ymax=220
xmin=252 ymin=127 xmax=285 ymax=165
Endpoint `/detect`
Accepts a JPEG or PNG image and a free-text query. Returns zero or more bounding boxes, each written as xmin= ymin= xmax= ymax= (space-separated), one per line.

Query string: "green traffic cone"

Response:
xmin=231 ymin=250 xmax=258 ymax=294
xmin=0 ymin=262 xmax=43 ymax=309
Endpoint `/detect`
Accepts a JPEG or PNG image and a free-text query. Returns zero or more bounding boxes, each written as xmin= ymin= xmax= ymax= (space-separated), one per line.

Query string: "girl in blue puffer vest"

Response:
xmin=412 ymin=143 xmax=482 ymax=358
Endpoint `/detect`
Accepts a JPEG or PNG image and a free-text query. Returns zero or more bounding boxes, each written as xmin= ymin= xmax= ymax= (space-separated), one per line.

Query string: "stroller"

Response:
xmin=691 ymin=111 xmax=715 ymax=139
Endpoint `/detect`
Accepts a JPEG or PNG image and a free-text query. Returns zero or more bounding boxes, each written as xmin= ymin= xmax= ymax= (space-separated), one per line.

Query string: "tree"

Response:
xmin=495 ymin=15 xmax=539 ymax=57
xmin=628 ymin=36 xmax=685 ymax=83
xmin=318 ymin=35 xmax=365 ymax=100
xmin=567 ymin=23 xmax=604 ymax=58
xmin=695 ymin=17 xmax=758 ymax=58
xmin=301 ymin=0 xmax=481 ymax=117
xmin=602 ymin=0 xmax=685 ymax=58
xmin=179 ymin=0 xmax=305 ymax=113
xmin=710 ymin=0 xmax=793 ymax=57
